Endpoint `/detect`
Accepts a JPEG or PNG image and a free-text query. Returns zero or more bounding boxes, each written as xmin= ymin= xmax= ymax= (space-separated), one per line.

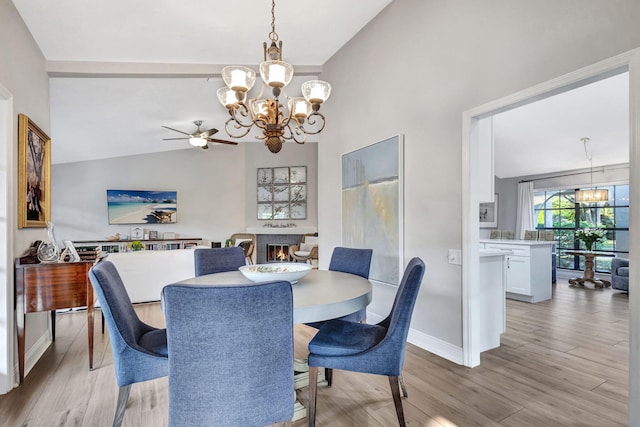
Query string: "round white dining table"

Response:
xmin=174 ymin=269 xmax=373 ymax=324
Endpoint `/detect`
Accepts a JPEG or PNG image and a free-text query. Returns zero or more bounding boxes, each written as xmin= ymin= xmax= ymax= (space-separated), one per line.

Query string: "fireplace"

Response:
xmin=267 ymin=244 xmax=291 ymax=262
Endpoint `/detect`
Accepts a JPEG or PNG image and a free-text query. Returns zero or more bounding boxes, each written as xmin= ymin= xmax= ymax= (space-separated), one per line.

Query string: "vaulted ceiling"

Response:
xmin=13 ymin=0 xmax=630 ymax=174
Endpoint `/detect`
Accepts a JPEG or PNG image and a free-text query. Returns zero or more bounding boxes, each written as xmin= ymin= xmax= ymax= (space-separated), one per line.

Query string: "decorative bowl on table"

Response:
xmin=239 ymin=263 xmax=312 ymax=284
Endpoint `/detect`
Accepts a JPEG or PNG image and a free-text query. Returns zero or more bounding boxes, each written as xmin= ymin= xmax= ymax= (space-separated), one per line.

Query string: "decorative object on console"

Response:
xmin=257 ymin=166 xmax=306 ymax=220
xmin=161 ymin=120 xmax=237 ymax=149
xmin=130 ymin=227 xmax=144 ymax=240
xmin=106 ymin=233 xmax=121 ymax=241
xmin=18 ymin=113 xmax=51 ymax=228
xmin=37 ymin=222 xmax=59 ymax=263
xmin=576 ymin=227 xmax=606 ymax=251
xmin=148 ymin=230 xmax=158 ymax=239
xmin=107 ymin=189 xmax=177 ymax=225
xmin=575 ymin=137 xmax=608 ymax=203
xmin=216 ymin=0 xmax=331 ymax=153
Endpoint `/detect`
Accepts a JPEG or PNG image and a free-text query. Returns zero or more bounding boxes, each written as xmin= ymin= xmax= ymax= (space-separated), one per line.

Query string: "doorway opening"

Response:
xmin=462 ymin=51 xmax=640 ymax=367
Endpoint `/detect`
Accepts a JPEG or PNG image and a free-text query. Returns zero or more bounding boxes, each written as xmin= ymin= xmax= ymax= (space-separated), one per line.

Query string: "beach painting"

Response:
xmin=107 ymin=190 xmax=178 ymax=224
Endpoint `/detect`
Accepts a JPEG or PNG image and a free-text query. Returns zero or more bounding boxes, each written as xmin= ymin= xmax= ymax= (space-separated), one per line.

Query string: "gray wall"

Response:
xmin=0 ymin=0 xmax=51 ymax=391
xmin=52 ymin=142 xmax=318 ymax=244
xmin=317 ymin=0 xmax=640 ymax=351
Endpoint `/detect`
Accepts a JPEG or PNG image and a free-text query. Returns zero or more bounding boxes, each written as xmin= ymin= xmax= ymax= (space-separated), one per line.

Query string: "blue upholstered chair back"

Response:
xmin=163 ymin=281 xmax=294 ymax=427
xmin=329 ymin=247 xmax=373 ymax=279
xmin=376 ymin=257 xmax=425 ymax=373
xmin=308 ymin=257 xmax=425 ymax=377
xmin=194 ymin=247 xmax=246 ymax=276
xmin=89 ymin=261 xmax=168 ymax=387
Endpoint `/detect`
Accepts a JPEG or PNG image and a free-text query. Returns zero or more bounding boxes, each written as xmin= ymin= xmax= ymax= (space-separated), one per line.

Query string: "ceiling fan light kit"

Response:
xmin=162 ymin=120 xmax=237 ymax=150
xmin=217 ymin=0 xmax=331 ymax=153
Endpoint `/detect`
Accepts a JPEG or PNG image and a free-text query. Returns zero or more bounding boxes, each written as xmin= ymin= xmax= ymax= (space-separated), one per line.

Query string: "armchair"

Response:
xmin=230 ymin=232 xmax=256 ymax=264
xmin=289 ymin=234 xmax=319 ymax=266
xmin=611 ymin=257 xmax=629 ymax=292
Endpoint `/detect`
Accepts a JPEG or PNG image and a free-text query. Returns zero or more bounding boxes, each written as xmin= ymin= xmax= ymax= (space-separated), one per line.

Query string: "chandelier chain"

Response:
xmin=269 ymin=0 xmax=279 ymax=42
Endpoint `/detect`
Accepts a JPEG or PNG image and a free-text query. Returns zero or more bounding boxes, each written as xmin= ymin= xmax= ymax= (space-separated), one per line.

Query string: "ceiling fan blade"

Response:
xmin=162 ymin=125 xmax=191 ymax=136
xmin=162 ymin=137 xmax=189 ymax=141
xmin=200 ymin=128 xmax=219 ymax=138
xmin=207 ymin=137 xmax=238 ymax=145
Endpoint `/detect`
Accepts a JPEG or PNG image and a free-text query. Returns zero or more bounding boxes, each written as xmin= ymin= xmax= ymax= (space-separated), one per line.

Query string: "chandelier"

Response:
xmin=575 ymin=137 xmax=609 ymax=203
xmin=216 ymin=0 xmax=331 ymax=153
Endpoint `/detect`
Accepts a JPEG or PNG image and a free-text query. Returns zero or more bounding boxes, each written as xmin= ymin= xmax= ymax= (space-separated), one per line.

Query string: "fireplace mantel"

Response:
xmin=247 ymin=227 xmax=317 ymax=235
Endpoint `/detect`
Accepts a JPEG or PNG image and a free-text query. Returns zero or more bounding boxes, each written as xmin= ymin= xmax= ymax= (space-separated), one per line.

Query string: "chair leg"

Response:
xmin=388 ymin=376 xmax=406 ymax=427
xmin=308 ymin=366 xmax=318 ymax=427
xmin=399 ymin=373 xmax=408 ymax=398
xmin=101 ymin=311 xmax=105 ymax=334
xmin=325 ymin=368 xmax=333 ymax=386
xmin=113 ymin=384 xmax=132 ymax=427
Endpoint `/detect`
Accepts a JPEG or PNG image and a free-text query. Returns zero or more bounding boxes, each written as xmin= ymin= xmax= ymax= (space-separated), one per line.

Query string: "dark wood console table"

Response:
xmin=15 ymin=260 xmax=95 ymax=384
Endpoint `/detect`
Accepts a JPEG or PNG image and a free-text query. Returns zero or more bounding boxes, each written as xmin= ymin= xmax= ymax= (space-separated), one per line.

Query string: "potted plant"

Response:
xmin=576 ymin=228 xmax=606 ymax=251
xmin=128 ymin=240 xmax=145 ymax=252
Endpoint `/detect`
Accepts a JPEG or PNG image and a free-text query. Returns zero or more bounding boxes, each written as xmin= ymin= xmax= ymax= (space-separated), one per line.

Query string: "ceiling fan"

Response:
xmin=162 ymin=120 xmax=238 ymax=149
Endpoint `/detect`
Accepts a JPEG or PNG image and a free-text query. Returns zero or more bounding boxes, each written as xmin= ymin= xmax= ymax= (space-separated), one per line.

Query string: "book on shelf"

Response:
xmin=74 ymin=245 xmax=101 ymax=261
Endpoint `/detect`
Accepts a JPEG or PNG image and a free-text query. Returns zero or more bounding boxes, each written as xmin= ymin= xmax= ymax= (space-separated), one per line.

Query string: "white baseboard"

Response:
xmin=367 ymin=310 xmax=464 ymax=365
xmin=407 ymin=328 xmax=464 ymax=365
xmin=12 ymin=332 xmax=51 ymax=386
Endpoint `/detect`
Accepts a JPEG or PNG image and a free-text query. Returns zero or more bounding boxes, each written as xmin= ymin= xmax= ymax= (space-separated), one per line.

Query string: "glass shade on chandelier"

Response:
xmin=216 ymin=0 xmax=331 ymax=153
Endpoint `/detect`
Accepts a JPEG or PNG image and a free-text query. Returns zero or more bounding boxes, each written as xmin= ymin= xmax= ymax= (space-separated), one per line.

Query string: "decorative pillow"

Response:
xmin=300 ymin=237 xmax=319 ymax=252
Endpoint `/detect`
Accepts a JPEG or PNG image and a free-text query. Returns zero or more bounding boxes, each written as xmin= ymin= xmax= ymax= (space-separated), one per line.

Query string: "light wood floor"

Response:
xmin=0 ymin=279 xmax=629 ymax=426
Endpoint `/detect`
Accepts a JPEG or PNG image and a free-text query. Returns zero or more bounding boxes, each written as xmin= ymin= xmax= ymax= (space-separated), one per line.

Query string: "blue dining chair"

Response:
xmin=306 ymin=247 xmax=372 ymax=331
xmin=163 ymin=281 xmax=295 ymax=427
xmin=194 ymin=246 xmax=246 ymax=276
xmin=306 ymin=257 xmax=426 ymax=427
xmin=88 ymin=261 xmax=168 ymax=427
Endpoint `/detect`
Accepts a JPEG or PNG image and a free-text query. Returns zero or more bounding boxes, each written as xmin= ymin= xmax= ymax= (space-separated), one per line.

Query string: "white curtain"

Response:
xmin=515 ymin=181 xmax=535 ymax=240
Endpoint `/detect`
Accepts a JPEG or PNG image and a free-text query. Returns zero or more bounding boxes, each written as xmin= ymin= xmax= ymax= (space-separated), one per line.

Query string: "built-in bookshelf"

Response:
xmin=72 ymin=238 xmax=203 ymax=253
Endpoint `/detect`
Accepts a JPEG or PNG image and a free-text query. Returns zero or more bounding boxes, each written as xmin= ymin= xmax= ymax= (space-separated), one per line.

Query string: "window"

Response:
xmin=534 ymin=184 xmax=629 ymax=273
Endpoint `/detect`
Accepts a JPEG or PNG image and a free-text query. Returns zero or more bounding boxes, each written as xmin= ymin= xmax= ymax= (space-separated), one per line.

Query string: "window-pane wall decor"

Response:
xmin=534 ymin=184 xmax=629 ymax=273
xmin=257 ymin=166 xmax=307 ymax=220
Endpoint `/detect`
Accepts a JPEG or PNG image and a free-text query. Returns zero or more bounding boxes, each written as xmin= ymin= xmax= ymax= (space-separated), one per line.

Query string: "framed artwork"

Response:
xmin=18 ymin=114 xmax=51 ymax=228
xmin=342 ymin=135 xmax=404 ymax=286
xmin=107 ymin=189 xmax=177 ymax=224
xmin=479 ymin=194 xmax=498 ymax=228
xmin=257 ymin=166 xmax=307 ymax=220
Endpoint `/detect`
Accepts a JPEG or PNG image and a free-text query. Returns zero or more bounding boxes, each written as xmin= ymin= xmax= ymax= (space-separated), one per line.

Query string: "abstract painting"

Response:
xmin=342 ymin=135 xmax=404 ymax=285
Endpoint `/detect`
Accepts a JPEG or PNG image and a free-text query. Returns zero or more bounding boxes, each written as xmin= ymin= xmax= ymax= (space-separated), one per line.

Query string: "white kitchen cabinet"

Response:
xmin=480 ymin=240 xmax=553 ymax=303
